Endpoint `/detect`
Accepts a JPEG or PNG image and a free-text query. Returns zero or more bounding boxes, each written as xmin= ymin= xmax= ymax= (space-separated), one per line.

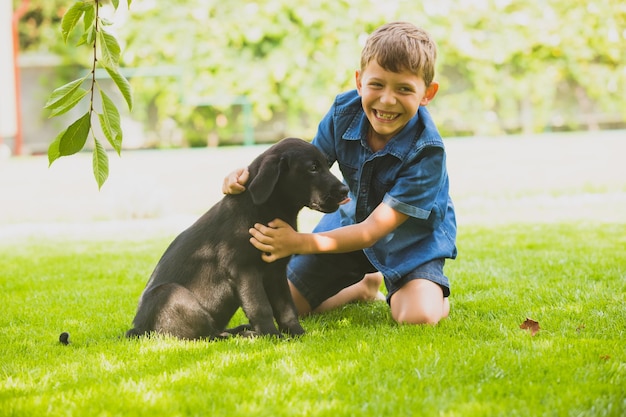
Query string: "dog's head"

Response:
xmin=247 ymin=138 xmax=349 ymax=213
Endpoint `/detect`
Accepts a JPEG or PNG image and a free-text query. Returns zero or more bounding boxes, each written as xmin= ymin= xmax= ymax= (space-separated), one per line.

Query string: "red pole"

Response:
xmin=11 ymin=0 xmax=29 ymax=156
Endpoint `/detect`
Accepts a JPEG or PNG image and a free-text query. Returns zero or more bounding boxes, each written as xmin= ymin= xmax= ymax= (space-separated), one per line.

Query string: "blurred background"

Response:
xmin=3 ymin=0 xmax=625 ymax=155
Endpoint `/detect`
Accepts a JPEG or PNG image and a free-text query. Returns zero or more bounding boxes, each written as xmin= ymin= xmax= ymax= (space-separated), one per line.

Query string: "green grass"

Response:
xmin=1 ymin=223 xmax=625 ymax=417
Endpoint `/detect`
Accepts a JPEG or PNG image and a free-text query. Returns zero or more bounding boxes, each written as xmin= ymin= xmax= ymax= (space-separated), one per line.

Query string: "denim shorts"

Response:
xmin=287 ymin=251 xmax=450 ymax=310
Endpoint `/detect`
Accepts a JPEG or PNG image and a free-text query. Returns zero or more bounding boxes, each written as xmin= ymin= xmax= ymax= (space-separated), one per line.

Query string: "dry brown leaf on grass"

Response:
xmin=520 ymin=318 xmax=540 ymax=336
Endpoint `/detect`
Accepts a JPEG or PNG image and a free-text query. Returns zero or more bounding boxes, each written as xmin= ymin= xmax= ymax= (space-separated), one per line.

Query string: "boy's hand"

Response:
xmin=249 ymin=219 xmax=299 ymax=263
xmin=222 ymin=167 xmax=249 ymax=194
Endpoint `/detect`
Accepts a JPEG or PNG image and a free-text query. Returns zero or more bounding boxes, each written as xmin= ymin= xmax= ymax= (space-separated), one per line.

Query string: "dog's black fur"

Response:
xmin=126 ymin=138 xmax=349 ymax=340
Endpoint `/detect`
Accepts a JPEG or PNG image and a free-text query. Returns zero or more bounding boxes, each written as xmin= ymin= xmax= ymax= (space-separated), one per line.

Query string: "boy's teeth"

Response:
xmin=376 ymin=110 xmax=396 ymax=120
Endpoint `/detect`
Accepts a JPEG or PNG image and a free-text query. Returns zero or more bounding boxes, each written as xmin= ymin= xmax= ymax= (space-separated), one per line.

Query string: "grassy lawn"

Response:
xmin=1 ymin=222 xmax=624 ymax=417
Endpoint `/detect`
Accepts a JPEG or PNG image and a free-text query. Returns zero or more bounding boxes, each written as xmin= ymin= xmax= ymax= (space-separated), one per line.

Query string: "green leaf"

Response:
xmin=98 ymin=28 xmax=121 ymax=68
xmin=44 ymin=77 xmax=87 ymax=110
xmin=48 ymin=88 xmax=89 ymax=118
xmin=48 ymin=129 xmax=64 ymax=166
xmin=83 ymin=5 xmax=95 ymax=31
xmin=61 ymin=2 xmax=86 ymax=43
xmin=92 ymin=138 xmax=109 ymax=189
xmin=98 ymin=89 xmax=122 ymax=155
xmin=59 ymin=112 xmax=91 ymax=156
xmin=104 ymin=66 xmax=133 ymax=111
xmin=111 ymin=0 xmax=120 ymax=10
xmin=86 ymin=23 xmax=96 ymax=45
xmin=76 ymin=32 xmax=87 ymax=47
xmin=98 ymin=112 xmax=116 ymax=155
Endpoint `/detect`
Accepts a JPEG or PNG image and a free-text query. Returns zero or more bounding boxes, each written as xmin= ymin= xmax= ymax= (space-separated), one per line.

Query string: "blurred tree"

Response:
xmin=18 ymin=0 xmax=626 ymax=143
xmin=15 ymin=0 xmax=65 ymax=51
xmin=422 ymin=0 xmax=626 ymax=134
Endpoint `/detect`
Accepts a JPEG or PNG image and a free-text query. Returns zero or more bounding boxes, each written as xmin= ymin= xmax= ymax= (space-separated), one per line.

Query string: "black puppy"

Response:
xmin=126 ymin=138 xmax=349 ymax=340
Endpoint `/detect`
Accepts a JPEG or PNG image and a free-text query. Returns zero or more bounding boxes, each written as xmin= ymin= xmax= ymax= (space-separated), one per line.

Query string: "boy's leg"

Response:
xmin=289 ymin=253 xmax=451 ymax=324
xmin=288 ymin=281 xmax=313 ymax=315
xmin=287 ymin=252 xmax=378 ymax=316
xmin=389 ymin=279 xmax=449 ymax=325
xmin=289 ymin=273 xmax=385 ymax=316
xmin=312 ymin=272 xmax=385 ymax=314
xmin=386 ymin=258 xmax=451 ymax=325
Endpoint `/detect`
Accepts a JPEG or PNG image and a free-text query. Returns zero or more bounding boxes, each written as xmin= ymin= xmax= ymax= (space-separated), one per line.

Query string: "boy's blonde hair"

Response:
xmin=360 ymin=21 xmax=437 ymax=87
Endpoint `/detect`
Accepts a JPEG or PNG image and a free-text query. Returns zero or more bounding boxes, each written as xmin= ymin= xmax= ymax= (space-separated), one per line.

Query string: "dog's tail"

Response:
xmin=59 ymin=332 xmax=70 ymax=345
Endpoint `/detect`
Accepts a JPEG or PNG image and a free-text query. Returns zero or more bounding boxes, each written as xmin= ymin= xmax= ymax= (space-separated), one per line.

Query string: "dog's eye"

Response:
xmin=309 ymin=162 xmax=319 ymax=173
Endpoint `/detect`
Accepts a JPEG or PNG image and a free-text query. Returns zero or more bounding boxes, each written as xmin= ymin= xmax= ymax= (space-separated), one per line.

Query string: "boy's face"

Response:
xmin=356 ymin=60 xmax=438 ymax=142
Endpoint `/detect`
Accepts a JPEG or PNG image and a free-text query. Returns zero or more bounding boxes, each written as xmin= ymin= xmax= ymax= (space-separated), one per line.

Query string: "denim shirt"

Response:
xmin=312 ymin=89 xmax=457 ymax=284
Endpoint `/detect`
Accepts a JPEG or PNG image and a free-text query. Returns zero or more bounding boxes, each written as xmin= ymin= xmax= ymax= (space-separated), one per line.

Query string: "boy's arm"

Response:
xmin=249 ymin=202 xmax=409 ymax=263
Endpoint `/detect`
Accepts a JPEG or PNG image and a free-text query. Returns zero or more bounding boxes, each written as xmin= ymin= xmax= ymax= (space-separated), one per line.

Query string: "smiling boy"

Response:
xmin=224 ymin=21 xmax=457 ymax=325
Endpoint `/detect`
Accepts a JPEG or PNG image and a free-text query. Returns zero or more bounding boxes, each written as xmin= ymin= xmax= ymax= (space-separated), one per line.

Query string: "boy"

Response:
xmin=224 ymin=21 xmax=457 ymax=325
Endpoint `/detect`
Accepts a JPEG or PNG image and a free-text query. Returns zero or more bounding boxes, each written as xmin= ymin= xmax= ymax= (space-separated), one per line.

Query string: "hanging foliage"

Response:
xmin=45 ymin=0 xmax=133 ymax=189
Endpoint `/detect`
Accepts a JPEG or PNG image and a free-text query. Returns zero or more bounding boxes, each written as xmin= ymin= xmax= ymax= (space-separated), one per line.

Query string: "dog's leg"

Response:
xmin=129 ymin=283 xmax=221 ymax=339
xmin=236 ymin=272 xmax=282 ymax=337
xmin=266 ymin=277 xmax=305 ymax=336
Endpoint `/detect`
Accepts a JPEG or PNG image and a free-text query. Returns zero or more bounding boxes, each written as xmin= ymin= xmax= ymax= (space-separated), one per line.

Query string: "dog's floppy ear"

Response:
xmin=247 ymin=154 xmax=284 ymax=205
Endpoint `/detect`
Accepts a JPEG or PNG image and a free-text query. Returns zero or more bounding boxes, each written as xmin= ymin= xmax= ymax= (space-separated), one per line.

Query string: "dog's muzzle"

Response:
xmin=310 ymin=184 xmax=350 ymax=213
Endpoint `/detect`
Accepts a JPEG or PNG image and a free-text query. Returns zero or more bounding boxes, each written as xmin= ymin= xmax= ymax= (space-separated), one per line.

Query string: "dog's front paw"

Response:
xmin=280 ymin=323 xmax=305 ymax=337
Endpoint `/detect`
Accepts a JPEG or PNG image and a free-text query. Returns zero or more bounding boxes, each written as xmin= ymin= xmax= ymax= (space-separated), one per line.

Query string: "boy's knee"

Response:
xmin=389 ymin=279 xmax=449 ymax=325
xmin=392 ymin=307 xmax=442 ymax=325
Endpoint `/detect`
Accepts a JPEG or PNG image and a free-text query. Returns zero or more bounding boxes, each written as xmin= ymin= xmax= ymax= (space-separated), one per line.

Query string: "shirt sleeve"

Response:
xmin=383 ymin=146 xmax=447 ymax=221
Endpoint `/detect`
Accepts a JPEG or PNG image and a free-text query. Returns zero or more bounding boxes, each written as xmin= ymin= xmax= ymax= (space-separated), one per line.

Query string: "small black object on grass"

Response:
xmin=59 ymin=332 xmax=70 ymax=345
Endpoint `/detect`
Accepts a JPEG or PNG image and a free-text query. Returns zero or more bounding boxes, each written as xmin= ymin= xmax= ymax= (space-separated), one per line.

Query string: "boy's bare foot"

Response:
xmin=362 ymin=272 xmax=386 ymax=302
xmin=312 ymin=271 xmax=386 ymax=314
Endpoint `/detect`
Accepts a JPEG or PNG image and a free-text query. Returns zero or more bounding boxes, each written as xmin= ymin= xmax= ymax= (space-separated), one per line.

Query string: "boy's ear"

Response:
xmin=355 ymin=70 xmax=363 ymax=95
xmin=420 ymin=81 xmax=439 ymax=106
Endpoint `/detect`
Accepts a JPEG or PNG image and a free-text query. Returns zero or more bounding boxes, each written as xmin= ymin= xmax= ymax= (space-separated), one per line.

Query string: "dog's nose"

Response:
xmin=333 ymin=184 xmax=349 ymax=200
